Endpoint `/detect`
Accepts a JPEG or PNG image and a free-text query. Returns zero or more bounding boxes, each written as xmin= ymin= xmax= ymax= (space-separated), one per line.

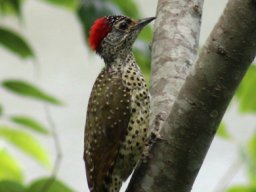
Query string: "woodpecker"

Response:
xmin=84 ymin=15 xmax=155 ymax=192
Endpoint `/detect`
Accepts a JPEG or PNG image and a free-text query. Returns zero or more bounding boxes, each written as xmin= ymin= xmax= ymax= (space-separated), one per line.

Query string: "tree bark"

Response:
xmin=127 ymin=0 xmax=256 ymax=192
xmin=149 ymin=0 xmax=204 ymax=129
xmin=127 ymin=0 xmax=204 ymax=190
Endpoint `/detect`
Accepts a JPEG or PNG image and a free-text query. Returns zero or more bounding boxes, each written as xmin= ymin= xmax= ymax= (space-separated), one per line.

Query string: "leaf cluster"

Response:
xmin=0 ymin=0 xmax=73 ymax=190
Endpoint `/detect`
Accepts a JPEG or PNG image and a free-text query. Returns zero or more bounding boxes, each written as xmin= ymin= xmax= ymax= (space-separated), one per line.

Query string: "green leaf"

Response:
xmin=248 ymin=134 xmax=256 ymax=162
xmin=236 ymin=65 xmax=256 ymax=113
xmin=227 ymin=185 xmax=256 ymax=192
xmin=138 ymin=25 xmax=153 ymax=42
xmin=2 ymin=80 xmax=62 ymax=105
xmin=111 ymin=0 xmax=140 ymax=18
xmin=0 ymin=0 xmax=22 ymax=17
xmin=0 ymin=180 xmax=25 ymax=192
xmin=0 ymin=149 xmax=23 ymax=182
xmin=0 ymin=126 xmax=50 ymax=167
xmin=247 ymin=134 xmax=256 ymax=183
xmin=43 ymin=0 xmax=78 ymax=10
xmin=0 ymin=27 xmax=34 ymax=59
xmin=216 ymin=122 xmax=230 ymax=139
xmin=10 ymin=116 xmax=49 ymax=134
xmin=26 ymin=178 xmax=74 ymax=192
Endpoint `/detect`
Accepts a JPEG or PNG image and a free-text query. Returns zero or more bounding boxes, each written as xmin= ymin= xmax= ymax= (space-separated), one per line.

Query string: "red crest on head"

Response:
xmin=88 ymin=17 xmax=112 ymax=51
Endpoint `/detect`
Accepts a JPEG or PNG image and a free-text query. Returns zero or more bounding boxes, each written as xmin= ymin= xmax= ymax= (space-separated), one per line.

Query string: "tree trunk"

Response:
xmin=149 ymin=0 xmax=204 ymax=131
xmin=126 ymin=0 xmax=256 ymax=192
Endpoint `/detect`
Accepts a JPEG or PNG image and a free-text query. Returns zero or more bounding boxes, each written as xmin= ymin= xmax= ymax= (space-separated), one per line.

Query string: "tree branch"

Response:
xmin=127 ymin=0 xmax=204 ymax=191
xmin=39 ymin=105 xmax=63 ymax=192
xmin=127 ymin=0 xmax=256 ymax=192
xmin=212 ymin=157 xmax=242 ymax=192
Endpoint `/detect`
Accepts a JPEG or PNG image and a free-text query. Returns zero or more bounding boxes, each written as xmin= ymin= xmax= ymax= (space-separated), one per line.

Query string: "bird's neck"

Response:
xmin=103 ymin=48 xmax=136 ymax=69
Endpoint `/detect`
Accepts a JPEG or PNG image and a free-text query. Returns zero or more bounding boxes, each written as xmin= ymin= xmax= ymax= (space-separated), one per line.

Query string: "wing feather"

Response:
xmin=84 ymin=69 xmax=131 ymax=191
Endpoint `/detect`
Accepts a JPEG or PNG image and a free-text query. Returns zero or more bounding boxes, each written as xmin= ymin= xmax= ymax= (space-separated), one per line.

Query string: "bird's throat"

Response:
xmin=103 ymin=49 xmax=135 ymax=69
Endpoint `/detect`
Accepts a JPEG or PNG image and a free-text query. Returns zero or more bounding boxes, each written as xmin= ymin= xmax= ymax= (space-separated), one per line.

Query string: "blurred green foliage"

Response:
xmin=0 ymin=178 xmax=74 ymax=192
xmin=44 ymin=0 xmax=78 ymax=10
xmin=247 ymin=134 xmax=256 ymax=184
xmin=0 ymin=126 xmax=50 ymax=166
xmin=25 ymin=178 xmax=74 ymax=192
xmin=0 ymin=0 xmax=73 ymax=191
xmin=0 ymin=0 xmax=22 ymax=17
xmin=236 ymin=65 xmax=256 ymax=113
xmin=2 ymin=80 xmax=62 ymax=105
xmin=10 ymin=116 xmax=49 ymax=134
xmin=0 ymin=180 xmax=25 ymax=192
xmin=227 ymin=185 xmax=256 ymax=192
xmin=0 ymin=149 xmax=23 ymax=182
xmin=0 ymin=27 xmax=34 ymax=59
xmin=216 ymin=122 xmax=230 ymax=139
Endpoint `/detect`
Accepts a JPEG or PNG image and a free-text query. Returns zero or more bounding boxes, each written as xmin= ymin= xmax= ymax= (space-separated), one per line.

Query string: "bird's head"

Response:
xmin=88 ymin=15 xmax=155 ymax=63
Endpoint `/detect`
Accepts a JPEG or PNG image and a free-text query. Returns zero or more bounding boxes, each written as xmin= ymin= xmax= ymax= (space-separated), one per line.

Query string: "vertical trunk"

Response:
xmin=127 ymin=0 xmax=256 ymax=192
xmin=126 ymin=0 xmax=204 ymax=191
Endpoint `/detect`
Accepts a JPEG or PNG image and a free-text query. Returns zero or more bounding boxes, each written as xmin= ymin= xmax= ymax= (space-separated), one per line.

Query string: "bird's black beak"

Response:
xmin=133 ymin=17 xmax=156 ymax=30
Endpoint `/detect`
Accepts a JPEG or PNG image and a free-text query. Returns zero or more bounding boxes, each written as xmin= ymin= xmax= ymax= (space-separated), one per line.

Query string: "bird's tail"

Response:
xmin=104 ymin=175 xmax=122 ymax=192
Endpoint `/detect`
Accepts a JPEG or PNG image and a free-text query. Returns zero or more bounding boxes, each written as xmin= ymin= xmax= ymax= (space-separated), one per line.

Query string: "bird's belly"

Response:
xmin=113 ymin=88 xmax=150 ymax=180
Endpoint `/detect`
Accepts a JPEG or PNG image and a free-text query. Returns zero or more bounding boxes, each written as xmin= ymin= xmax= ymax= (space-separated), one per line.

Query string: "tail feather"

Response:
xmin=104 ymin=175 xmax=122 ymax=192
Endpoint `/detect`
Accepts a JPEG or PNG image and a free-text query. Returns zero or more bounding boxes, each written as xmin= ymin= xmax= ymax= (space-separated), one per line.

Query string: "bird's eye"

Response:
xmin=119 ymin=22 xmax=128 ymax=30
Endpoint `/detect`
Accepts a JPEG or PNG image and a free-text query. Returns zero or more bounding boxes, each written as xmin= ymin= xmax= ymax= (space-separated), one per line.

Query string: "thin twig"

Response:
xmin=32 ymin=58 xmax=41 ymax=80
xmin=212 ymin=157 xmax=242 ymax=192
xmin=32 ymin=58 xmax=62 ymax=192
xmin=39 ymin=105 xmax=63 ymax=192
xmin=16 ymin=11 xmax=62 ymax=192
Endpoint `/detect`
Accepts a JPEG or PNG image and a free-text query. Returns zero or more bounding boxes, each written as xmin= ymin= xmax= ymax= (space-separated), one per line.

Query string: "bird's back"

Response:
xmin=84 ymin=67 xmax=132 ymax=192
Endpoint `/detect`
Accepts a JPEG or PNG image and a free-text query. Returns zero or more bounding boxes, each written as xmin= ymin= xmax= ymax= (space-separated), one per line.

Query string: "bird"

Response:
xmin=84 ymin=15 xmax=155 ymax=192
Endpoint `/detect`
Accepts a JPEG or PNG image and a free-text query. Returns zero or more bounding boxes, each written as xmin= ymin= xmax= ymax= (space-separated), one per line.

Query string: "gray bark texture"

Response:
xmin=149 ymin=0 xmax=204 ymax=129
xmin=126 ymin=0 xmax=256 ymax=192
